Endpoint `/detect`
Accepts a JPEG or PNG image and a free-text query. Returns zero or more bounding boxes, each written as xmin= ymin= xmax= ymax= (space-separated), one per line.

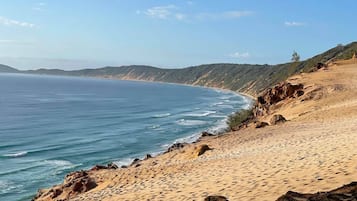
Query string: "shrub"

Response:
xmin=227 ymin=109 xmax=253 ymax=131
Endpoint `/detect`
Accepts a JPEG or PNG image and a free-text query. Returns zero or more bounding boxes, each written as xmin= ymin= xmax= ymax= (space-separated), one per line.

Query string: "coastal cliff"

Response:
xmin=32 ymin=52 xmax=357 ymax=200
xmin=22 ymin=42 xmax=357 ymax=97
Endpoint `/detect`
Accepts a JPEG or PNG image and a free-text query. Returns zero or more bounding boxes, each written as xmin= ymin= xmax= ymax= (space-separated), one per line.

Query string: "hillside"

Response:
xmin=3 ymin=42 xmax=357 ymax=97
xmin=0 ymin=64 xmax=18 ymax=73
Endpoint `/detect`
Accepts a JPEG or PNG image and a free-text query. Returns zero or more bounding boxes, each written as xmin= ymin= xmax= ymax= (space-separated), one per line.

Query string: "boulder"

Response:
xmin=130 ymin=158 xmax=141 ymax=166
xmin=33 ymin=170 xmax=97 ymax=200
xmin=90 ymin=162 xmax=118 ymax=171
xmin=63 ymin=171 xmax=97 ymax=194
xmin=165 ymin=142 xmax=188 ymax=153
xmin=309 ymin=62 xmax=328 ymax=72
xmin=144 ymin=154 xmax=152 ymax=160
xmin=255 ymin=121 xmax=269 ymax=128
xmin=204 ymin=195 xmax=229 ymax=201
xmin=195 ymin=144 xmax=212 ymax=156
xmin=276 ymin=182 xmax=357 ymax=201
xmin=201 ymin=131 xmax=214 ymax=137
xmin=107 ymin=162 xmax=118 ymax=169
xmin=90 ymin=165 xmax=108 ymax=171
xmin=270 ymin=114 xmax=287 ymax=125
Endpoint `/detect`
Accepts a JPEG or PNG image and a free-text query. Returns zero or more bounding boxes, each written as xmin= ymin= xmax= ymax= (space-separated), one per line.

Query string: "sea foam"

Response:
xmin=152 ymin=113 xmax=171 ymax=118
xmin=2 ymin=151 xmax=28 ymax=158
xmin=184 ymin=110 xmax=216 ymax=117
xmin=176 ymin=119 xmax=207 ymax=126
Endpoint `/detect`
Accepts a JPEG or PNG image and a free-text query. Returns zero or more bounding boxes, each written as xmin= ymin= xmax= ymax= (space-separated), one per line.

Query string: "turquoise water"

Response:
xmin=0 ymin=73 xmax=250 ymax=201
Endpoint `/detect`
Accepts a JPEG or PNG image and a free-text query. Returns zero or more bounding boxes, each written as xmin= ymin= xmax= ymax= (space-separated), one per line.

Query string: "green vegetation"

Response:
xmin=291 ymin=51 xmax=300 ymax=62
xmin=2 ymin=42 xmax=357 ymax=97
xmin=227 ymin=109 xmax=254 ymax=131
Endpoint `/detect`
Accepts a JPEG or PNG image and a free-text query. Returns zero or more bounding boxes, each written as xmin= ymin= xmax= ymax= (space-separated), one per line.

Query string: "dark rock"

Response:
xmin=201 ymin=131 xmax=214 ymax=137
xmin=255 ymin=121 xmax=269 ymax=128
xmin=90 ymin=162 xmax=118 ymax=171
xmin=309 ymin=62 xmax=328 ymax=73
xmin=165 ymin=142 xmax=188 ymax=153
xmin=270 ymin=114 xmax=287 ymax=125
xmin=121 ymin=165 xmax=128 ymax=168
xmin=196 ymin=144 xmax=212 ymax=156
xmin=90 ymin=165 xmax=108 ymax=171
xmin=50 ymin=188 xmax=62 ymax=199
xmin=107 ymin=162 xmax=118 ymax=169
xmin=316 ymin=62 xmax=327 ymax=70
xmin=294 ymin=90 xmax=304 ymax=98
xmin=195 ymin=131 xmax=215 ymax=143
xmin=144 ymin=154 xmax=152 ymax=160
xmin=204 ymin=195 xmax=229 ymax=201
xmin=276 ymin=182 xmax=357 ymax=201
xmin=130 ymin=158 xmax=141 ymax=166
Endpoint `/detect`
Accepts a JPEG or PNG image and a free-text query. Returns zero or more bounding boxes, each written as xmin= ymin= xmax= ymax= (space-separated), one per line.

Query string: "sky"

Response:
xmin=0 ymin=0 xmax=356 ymax=70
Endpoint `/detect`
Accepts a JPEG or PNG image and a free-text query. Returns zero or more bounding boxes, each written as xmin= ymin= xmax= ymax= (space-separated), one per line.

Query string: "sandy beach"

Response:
xmin=35 ymin=61 xmax=357 ymax=201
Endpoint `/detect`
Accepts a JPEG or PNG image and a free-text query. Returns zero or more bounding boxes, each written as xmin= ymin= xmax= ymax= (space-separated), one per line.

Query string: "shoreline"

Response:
xmin=87 ymin=78 xmax=257 ymax=169
xmin=1 ymin=72 xmax=255 ymax=164
xmin=4 ymin=72 xmax=256 ymax=199
xmin=33 ymin=61 xmax=357 ymax=201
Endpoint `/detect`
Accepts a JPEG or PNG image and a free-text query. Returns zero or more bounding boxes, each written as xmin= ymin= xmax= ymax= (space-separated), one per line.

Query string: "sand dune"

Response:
xmin=35 ymin=61 xmax=357 ymax=201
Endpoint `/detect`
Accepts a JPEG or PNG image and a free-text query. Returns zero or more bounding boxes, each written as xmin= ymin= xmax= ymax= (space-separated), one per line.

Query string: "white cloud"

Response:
xmin=223 ymin=11 xmax=253 ymax=18
xmin=284 ymin=21 xmax=305 ymax=27
xmin=229 ymin=52 xmax=250 ymax=58
xmin=0 ymin=16 xmax=35 ymax=28
xmin=139 ymin=5 xmax=253 ymax=22
xmin=144 ymin=5 xmax=177 ymax=19
xmin=197 ymin=10 xmax=253 ymax=20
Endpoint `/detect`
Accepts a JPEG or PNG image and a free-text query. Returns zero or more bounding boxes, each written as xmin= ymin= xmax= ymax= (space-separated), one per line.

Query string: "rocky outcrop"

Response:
xmin=33 ymin=171 xmax=97 ymax=201
xmin=196 ymin=131 xmax=215 ymax=142
xmin=254 ymin=82 xmax=304 ymax=117
xmin=130 ymin=158 xmax=141 ymax=167
xmin=309 ymin=62 xmax=328 ymax=72
xmin=258 ymin=82 xmax=304 ymax=105
xmin=165 ymin=142 xmax=188 ymax=153
xmin=90 ymin=162 xmax=118 ymax=171
xmin=144 ymin=154 xmax=152 ymax=160
xmin=254 ymin=121 xmax=269 ymax=128
xmin=201 ymin=131 xmax=214 ymax=137
xmin=204 ymin=195 xmax=229 ymax=201
xmin=276 ymin=182 xmax=357 ymax=201
xmin=270 ymin=114 xmax=287 ymax=125
xmin=195 ymin=144 xmax=212 ymax=156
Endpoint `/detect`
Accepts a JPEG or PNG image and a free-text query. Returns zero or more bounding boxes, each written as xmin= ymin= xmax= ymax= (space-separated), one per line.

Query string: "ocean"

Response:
xmin=0 ymin=73 xmax=251 ymax=201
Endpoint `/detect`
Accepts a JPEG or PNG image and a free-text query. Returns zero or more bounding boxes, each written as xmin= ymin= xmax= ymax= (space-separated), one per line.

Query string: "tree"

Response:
xmin=291 ymin=51 xmax=300 ymax=62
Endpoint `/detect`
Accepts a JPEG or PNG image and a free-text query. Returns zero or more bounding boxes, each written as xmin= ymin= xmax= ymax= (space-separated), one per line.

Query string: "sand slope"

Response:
xmin=36 ymin=61 xmax=357 ymax=201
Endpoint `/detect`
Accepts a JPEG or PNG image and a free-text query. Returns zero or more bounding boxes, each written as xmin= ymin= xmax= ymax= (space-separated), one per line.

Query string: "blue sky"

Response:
xmin=0 ymin=0 xmax=356 ymax=70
